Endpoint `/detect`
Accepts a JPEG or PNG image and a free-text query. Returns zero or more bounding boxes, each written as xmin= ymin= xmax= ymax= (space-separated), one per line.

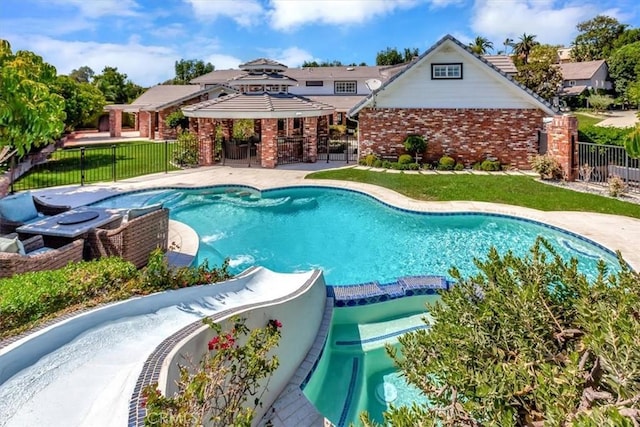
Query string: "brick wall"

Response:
xmin=109 ymin=109 xmax=122 ymax=137
xmin=261 ymin=119 xmax=278 ymax=168
xmin=358 ymin=108 xmax=546 ymax=168
xmin=139 ymin=111 xmax=150 ymax=138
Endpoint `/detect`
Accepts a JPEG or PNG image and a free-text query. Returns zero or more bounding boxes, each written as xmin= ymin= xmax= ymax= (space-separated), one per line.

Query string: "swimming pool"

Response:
xmin=93 ymin=186 xmax=620 ymax=285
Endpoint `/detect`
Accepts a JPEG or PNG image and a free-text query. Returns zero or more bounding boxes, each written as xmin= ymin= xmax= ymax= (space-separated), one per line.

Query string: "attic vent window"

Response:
xmin=431 ymin=63 xmax=462 ymax=80
xmin=306 ymin=80 xmax=323 ymax=87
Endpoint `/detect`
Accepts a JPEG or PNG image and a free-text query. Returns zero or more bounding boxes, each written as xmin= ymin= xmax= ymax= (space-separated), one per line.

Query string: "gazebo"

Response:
xmin=182 ymin=59 xmax=335 ymax=168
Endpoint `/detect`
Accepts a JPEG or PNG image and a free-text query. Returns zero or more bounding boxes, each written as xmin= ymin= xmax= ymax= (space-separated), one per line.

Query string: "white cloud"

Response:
xmin=268 ymin=47 xmax=315 ymax=67
xmin=0 ymin=16 xmax=95 ymax=37
xmin=267 ymin=0 xmax=426 ymax=31
xmin=204 ymin=53 xmax=243 ymax=70
xmin=470 ymin=0 xmax=597 ymax=46
xmin=12 ymin=35 xmax=176 ymax=87
xmin=183 ymin=0 xmax=264 ymax=26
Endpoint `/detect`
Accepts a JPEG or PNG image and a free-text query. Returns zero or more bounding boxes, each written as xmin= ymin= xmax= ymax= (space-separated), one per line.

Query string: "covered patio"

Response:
xmin=182 ymin=92 xmax=335 ymax=168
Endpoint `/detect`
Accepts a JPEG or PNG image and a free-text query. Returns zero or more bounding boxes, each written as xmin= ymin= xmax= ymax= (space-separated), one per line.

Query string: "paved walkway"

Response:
xmin=32 ymin=165 xmax=640 ymax=271
xmin=592 ymin=109 xmax=639 ymax=128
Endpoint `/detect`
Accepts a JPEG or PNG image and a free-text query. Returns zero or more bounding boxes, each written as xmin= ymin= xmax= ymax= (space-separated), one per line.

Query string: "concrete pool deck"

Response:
xmin=32 ymin=164 xmax=640 ymax=272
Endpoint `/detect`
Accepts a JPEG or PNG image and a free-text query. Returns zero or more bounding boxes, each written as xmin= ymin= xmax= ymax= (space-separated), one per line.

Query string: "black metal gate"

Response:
xmin=277 ymin=136 xmax=307 ymax=165
xmin=221 ymin=138 xmax=259 ymax=167
xmin=317 ymin=135 xmax=358 ymax=163
xmin=538 ymin=129 xmax=548 ymax=154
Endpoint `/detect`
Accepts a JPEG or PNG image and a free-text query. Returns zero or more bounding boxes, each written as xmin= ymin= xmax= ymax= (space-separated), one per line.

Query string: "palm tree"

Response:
xmin=503 ymin=37 xmax=514 ymax=55
xmin=468 ymin=36 xmax=494 ymax=55
xmin=514 ymin=33 xmax=539 ymax=64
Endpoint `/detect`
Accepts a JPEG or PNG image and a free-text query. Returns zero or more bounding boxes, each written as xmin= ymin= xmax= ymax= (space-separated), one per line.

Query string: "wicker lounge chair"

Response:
xmin=0 ymin=195 xmax=71 ymax=235
xmin=86 ymin=208 xmax=169 ymax=268
xmin=0 ymin=234 xmax=84 ymax=278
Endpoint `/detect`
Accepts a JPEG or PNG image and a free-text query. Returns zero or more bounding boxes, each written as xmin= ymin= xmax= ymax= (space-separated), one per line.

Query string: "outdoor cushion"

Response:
xmin=0 ymin=236 xmax=25 ymax=255
xmin=27 ymin=247 xmax=54 ymax=256
xmin=0 ymin=192 xmax=39 ymax=223
xmin=125 ymin=203 xmax=163 ymax=222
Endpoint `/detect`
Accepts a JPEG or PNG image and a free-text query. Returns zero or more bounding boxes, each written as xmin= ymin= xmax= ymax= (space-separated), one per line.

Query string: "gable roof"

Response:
xmin=348 ymin=34 xmax=557 ymax=117
xmin=558 ymin=60 xmax=607 ymax=81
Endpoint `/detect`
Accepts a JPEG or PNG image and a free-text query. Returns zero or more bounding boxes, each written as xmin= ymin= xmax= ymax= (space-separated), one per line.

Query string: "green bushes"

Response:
xmin=480 ymin=159 xmax=501 ymax=171
xmin=0 ymin=251 xmax=230 ymax=338
xmin=438 ymin=156 xmax=455 ymax=170
xmin=579 ymin=125 xmax=634 ymax=146
xmin=398 ymin=154 xmax=414 ymax=164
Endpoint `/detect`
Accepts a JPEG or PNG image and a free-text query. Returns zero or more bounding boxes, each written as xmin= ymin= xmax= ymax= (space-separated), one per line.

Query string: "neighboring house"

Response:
xmin=557 ymin=47 xmax=572 ymax=63
xmin=557 ymin=60 xmax=612 ymax=98
xmin=348 ymin=34 xmax=558 ymax=169
xmin=190 ymin=56 xmax=516 ymax=126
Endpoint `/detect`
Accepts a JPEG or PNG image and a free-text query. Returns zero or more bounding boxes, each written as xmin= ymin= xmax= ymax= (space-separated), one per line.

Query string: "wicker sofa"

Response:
xmin=86 ymin=208 xmax=169 ymax=268
xmin=0 ymin=234 xmax=84 ymax=278
xmin=0 ymin=195 xmax=71 ymax=235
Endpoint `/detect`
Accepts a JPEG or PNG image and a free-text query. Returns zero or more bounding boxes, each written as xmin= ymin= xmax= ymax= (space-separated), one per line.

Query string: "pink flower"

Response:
xmin=268 ymin=319 xmax=282 ymax=329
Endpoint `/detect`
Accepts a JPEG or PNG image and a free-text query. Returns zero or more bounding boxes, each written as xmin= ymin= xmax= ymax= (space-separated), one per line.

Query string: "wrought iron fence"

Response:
xmin=317 ymin=135 xmax=358 ymax=163
xmin=277 ymin=136 xmax=307 ymax=165
xmin=9 ymin=140 xmax=195 ymax=192
xmin=576 ymin=141 xmax=639 ymax=194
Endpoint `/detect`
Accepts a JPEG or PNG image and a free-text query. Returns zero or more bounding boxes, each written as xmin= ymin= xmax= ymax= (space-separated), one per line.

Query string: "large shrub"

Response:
xmin=362 ymin=239 xmax=640 ymax=426
xmin=438 ymin=156 xmax=455 ymax=170
xmin=172 ymin=131 xmax=200 ymax=167
xmin=403 ymin=135 xmax=427 ymax=163
xmin=530 ymin=154 xmax=563 ymax=180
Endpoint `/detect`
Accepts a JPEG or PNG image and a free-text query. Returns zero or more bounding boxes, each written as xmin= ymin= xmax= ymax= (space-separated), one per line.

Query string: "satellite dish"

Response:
xmin=365 ymin=78 xmax=382 ymax=91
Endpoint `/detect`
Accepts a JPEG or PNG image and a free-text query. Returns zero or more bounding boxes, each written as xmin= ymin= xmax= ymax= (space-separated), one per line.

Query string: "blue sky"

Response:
xmin=1 ymin=0 xmax=639 ymax=87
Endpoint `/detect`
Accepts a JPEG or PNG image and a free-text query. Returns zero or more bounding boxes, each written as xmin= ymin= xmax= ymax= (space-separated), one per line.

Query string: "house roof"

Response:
xmin=304 ymin=95 xmax=367 ymax=112
xmin=559 ymin=85 xmax=588 ymax=96
xmin=348 ymin=34 xmax=557 ymax=117
xmin=190 ymin=57 xmax=517 ymax=86
xmin=558 ymin=60 xmax=606 ymax=81
xmin=182 ymin=93 xmax=335 ymax=119
xmin=122 ymin=85 xmax=236 ymax=112
xmin=240 ymin=58 xmax=287 ymax=69
xmin=228 ymin=73 xmax=298 ymax=86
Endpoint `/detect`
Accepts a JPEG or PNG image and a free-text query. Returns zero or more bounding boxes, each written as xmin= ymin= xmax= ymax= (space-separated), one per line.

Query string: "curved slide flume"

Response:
xmin=0 ymin=267 xmax=322 ymax=427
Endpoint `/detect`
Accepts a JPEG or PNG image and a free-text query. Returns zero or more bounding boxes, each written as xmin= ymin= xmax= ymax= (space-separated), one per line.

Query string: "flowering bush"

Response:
xmin=608 ymin=175 xmax=627 ymax=197
xmin=143 ymin=316 xmax=282 ymax=427
xmin=530 ymin=154 xmax=563 ymax=180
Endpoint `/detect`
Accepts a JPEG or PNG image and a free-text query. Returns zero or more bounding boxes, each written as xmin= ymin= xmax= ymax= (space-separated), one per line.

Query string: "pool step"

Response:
xmin=333 ymin=313 xmax=430 ymax=349
xmin=327 ymin=275 xmax=451 ymax=307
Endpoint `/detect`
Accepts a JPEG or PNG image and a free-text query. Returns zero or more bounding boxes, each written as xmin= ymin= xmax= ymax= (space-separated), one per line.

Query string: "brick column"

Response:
xmin=287 ymin=118 xmax=295 ymax=136
xmin=109 ymin=109 xmax=122 ymax=137
xmin=139 ymin=111 xmax=150 ymax=137
xmin=134 ymin=112 xmax=140 ymax=131
xmin=189 ymin=117 xmax=199 ymax=134
xmin=303 ymin=117 xmax=318 ymax=162
xmin=149 ymin=112 xmax=157 ymax=140
xmin=261 ymin=118 xmax=278 ymax=168
xmin=222 ymin=119 xmax=233 ymax=141
xmin=317 ymin=114 xmax=329 ymax=137
xmin=547 ymin=114 xmax=579 ymax=181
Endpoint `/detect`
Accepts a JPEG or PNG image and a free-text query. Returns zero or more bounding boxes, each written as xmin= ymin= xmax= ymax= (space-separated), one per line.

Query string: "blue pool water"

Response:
xmin=93 ymin=186 xmax=619 ymax=285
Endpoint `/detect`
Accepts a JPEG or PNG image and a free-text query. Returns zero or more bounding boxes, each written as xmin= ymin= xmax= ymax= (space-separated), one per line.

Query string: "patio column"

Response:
xmin=547 ymin=114 xmax=578 ymax=181
xmin=139 ymin=111 xmax=150 ymax=138
xmin=189 ymin=117 xmax=199 ymax=134
xmin=318 ymin=114 xmax=329 ymax=137
xmin=109 ymin=108 xmax=123 ymax=138
xmin=149 ymin=112 xmax=157 ymax=140
xmin=222 ymin=119 xmax=233 ymax=141
xmin=260 ymin=118 xmax=278 ymax=168
xmin=303 ymin=117 xmax=318 ymax=162
xmin=133 ymin=112 xmax=139 ymax=131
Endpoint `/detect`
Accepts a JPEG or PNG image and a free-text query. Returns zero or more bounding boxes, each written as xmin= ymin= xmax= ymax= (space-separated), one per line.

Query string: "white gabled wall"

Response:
xmin=373 ymin=43 xmax=537 ymax=110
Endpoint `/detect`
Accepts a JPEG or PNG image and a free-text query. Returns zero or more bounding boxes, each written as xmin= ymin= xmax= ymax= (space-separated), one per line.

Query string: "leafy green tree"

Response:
xmin=376 ymin=47 xmax=403 ymax=65
xmin=571 ymin=15 xmax=627 ymax=61
xmin=514 ymin=58 xmax=563 ymax=101
xmin=54 ymin=75 xmax=106 ymax=131
xmin=69 ymin=65 xmax=95 ymax=83
xmin=468 ymin=36 xmax=494 ymax=55
xmin=624 ymin=125 xmax=640 ymax=158
xmin=608 ymin=42 xmax=640 ymax=103
xmin=362 ymin=239 xmax=640 ymax=427
xmin=173 ymin=59 xmax=214 ymax=84
xmin=0 ymin=39 xmax=65 ymax=156
xmin=613 ymin=28 xmax=640 ymax=50
xmin=501 ymin=37 xmax=514 ymax=55
xmin=301 ymin=59 xmax=347 ymax=67
xmin=92 ymin=66 xmax=143 ymax=104
xmin=513 ymin=33 xmax=539 ymax=64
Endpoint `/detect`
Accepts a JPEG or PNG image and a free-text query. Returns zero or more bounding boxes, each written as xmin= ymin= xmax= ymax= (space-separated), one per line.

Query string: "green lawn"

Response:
xmin=14 ymin=141 xmax=182 ymax=191
xmin=307 ymin=169 xmax=640 ymax=219
xmin=574 ymin=112 xmax=605 ymax=130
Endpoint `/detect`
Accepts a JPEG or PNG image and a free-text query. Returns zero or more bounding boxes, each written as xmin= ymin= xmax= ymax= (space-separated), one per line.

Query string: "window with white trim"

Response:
xmin=335 ymin=81 xmax=357 ymax=94
xmin=306 ymin=80 xmax=323 ymax=87
xmin=431 ymin=63 xmax=462 ymax=79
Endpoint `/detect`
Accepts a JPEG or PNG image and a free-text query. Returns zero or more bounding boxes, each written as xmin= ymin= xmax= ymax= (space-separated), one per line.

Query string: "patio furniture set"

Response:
xmin=0 ymin=192 xmax=169 ymax=278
